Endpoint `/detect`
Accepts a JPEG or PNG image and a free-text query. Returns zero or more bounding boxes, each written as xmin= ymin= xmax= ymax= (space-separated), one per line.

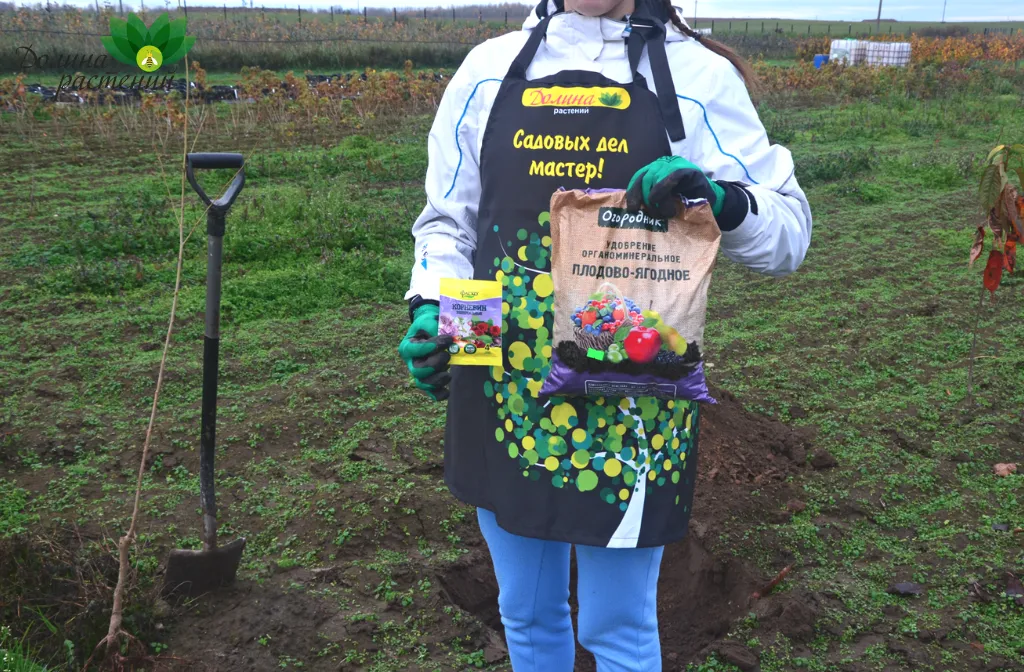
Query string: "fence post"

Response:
xmin=760 ymin=21 xmax=763 ymax=33
xmin=394 ymin=7 xmax=397 ymax=21
xmin=711 ymin=19 xmax=714 ymax=32
xmin=364 ymin=6 xmax=366 ymax=21
xmin=223 ymin=3 xmax=226 ymax=20
xmin=331 ymin=6 xmax=333 ymax=20
xmin=828 ymin=24 xmax=830 ymax=34
xmin=505 ymin=11 xmax=507 ymax=25
xmin=297 ymin=4 xmax=300 ymax=22
xmin=182 ymin=0 xmax=186 ymax=17
xmin=452 ymin=7 xmax=455 ymax=21
xmin=728 ymin=20 xmax=731 ymax=31
xmin=745 ymin=21 xmax=748 ymax=34
xmin=848 ymin=25 xmax=852 ymax=35
xmin=118 ymin=0 xmax=122 ymax=15
xmin=807 ymin=24 xmax=810 ymax=35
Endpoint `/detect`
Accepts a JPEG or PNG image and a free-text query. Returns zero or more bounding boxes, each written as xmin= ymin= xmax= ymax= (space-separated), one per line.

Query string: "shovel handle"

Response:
xmin=186 ymin=153 xmax=246 ymax=235
xmin=188 ymin=153 xmax=244 ymax=170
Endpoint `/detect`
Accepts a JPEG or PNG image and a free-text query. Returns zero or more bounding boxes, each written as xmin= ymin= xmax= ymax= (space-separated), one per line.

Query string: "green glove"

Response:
xmin=626 ymin=156 xmax=727 ymax=219
xmin=398 ymin=303 xmax=454 ymax=402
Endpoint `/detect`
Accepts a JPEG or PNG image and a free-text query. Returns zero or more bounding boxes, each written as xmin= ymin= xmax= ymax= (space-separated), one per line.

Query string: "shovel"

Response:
xmin=164 ymin=153 xmax=247 ymax=598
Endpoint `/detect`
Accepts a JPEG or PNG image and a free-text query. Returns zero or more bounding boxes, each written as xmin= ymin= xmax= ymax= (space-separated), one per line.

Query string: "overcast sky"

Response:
xmin=12 ymin=0 xmax=1023 ymax=21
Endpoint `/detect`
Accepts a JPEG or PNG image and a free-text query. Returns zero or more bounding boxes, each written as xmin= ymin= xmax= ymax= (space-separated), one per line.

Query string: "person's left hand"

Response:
xmin=626 ymin=156 xmax=727 ymax=219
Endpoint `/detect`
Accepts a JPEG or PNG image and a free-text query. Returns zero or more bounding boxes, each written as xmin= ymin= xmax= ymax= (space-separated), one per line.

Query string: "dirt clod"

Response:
xmin=715 ymin=641 xmax=760 ymax=671
xmin=787 ymin=499 xmax=807 ymax=513
xmin=887 ymin=582 xmax=925 ymax=596
xmin=811 ymin=450 xmax=838 ymax=470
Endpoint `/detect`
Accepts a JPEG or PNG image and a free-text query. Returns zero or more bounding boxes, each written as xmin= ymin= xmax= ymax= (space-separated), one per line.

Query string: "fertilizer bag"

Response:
xmin=538 ymin=188 xmax=719 ymax=402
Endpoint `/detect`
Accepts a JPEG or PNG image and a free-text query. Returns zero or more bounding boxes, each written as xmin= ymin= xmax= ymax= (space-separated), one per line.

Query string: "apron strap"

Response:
xmin=534 ymin=0 xmax=561 ymax=19
xmin=507 ymin=13 xmax=556 ymax=81
xmin=626 ymin=16 xmax=686 ymax=141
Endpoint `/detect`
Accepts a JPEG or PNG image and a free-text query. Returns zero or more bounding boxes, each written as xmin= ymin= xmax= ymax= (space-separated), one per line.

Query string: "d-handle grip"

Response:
xmin=186 ymin=152 xmax=246 ymax=210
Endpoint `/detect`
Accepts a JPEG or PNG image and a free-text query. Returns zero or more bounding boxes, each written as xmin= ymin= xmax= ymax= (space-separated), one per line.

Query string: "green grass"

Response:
xmin=1 ymin=91 xmax=1023 ymax=670
xmin=0 ymin=626 xmax=49 ymax=672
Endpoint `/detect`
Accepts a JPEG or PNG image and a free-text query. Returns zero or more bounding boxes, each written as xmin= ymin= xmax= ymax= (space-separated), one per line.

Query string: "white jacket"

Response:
xmin=405 ymin=2 xmax=812 ymax=302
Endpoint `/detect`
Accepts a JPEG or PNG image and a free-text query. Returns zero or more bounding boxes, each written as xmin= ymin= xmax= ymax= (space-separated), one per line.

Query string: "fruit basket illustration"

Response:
xmin=567 ymin=282 xmax=696 ymax=371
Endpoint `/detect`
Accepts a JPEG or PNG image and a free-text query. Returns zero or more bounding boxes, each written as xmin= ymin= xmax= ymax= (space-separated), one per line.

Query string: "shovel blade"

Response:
xmin=163 ymin=537 xmax=246 ymax=598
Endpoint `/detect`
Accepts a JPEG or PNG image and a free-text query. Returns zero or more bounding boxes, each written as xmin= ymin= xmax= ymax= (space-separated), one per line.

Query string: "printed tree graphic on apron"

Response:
xmin=484 ymin=211 xmax=697 ymax=548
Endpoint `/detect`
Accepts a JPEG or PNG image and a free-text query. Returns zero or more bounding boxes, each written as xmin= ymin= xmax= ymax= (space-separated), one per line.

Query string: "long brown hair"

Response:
xmin=659 ymin=0 xmax=759 ymax=91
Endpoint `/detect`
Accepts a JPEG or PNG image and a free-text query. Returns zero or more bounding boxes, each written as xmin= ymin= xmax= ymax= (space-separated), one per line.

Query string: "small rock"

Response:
xmin=789 ymin=405 xmax=808 ymax=420
xmin=811 ymin=450 xmax=838 ymax=470
xmin=994 ymin=463 xmax=1018 ymax=477
xmin=140 ymin=342 xmax=160 ymax=352
xmin=992 ymin=523 xmax=1010 ymax=532
xmin=887 ymin=582 xmax=924 ymax=597
xmin=787 ymin=499 xmax=807 ymax=513
xmin=951 ymin=451 xmax=973 ymax=464
xmin=162 ymin=456 xmax=178 ymax=469
xmin=768 ymin=509 xmax=793 ymax=524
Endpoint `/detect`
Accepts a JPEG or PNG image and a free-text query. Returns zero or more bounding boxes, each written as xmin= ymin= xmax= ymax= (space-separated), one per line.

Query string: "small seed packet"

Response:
xmin=439 ymin=278 xmax=503 ymax=366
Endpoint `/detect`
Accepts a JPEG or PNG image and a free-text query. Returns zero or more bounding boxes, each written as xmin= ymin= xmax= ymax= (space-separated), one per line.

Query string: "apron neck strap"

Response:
xmin=507 ymin=13 xmax=556 ymax=80
xmin=626 ymin=14 xmax=686 ymax=141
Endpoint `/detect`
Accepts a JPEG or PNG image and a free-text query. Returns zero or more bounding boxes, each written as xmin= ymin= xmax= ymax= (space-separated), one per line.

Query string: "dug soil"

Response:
xmin=155 ymin=385 xmax=816 ymax=672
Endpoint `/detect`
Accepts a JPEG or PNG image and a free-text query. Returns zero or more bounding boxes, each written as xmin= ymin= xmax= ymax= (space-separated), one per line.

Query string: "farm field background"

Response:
xmin=1 ymin=5 xmax=1024 ymax=672
xmin=2 ymin=5 xmax=1024 ymax=73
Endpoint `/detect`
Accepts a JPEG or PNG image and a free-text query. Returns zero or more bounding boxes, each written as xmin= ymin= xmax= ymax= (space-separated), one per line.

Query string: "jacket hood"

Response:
xmin=522 ymin=0 xmax=691 ymax=42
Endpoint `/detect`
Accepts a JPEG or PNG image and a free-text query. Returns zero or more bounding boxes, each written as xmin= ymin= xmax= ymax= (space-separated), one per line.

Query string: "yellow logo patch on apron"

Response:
xmin=522 ymin=86 xmax=631 ymax=110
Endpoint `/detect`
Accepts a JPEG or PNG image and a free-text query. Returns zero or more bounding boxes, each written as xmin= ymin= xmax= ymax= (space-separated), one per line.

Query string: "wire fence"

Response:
xmin=2 ymin=4 xmax=1023 ymax=36
xmin=1 ymin=27 xmax=483 ymax=44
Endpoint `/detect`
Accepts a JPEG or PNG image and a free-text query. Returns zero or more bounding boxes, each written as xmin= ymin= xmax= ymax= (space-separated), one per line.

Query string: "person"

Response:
xmin=398 ymin=0 xmax=812 ymax=668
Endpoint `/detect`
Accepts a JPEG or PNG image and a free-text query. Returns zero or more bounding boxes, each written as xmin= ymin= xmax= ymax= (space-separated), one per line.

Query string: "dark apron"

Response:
xmin=444 ymin=11 xmax=700 ymax=549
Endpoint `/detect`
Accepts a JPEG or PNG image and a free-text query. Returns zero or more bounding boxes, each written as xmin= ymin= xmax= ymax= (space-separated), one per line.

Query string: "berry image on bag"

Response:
xmin=538 ymin=188 xmax=719 ymax=402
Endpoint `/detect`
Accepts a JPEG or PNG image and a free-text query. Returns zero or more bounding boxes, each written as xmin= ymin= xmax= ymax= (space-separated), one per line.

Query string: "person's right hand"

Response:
xmin=398 ymin=303 xmax=454 ymax=401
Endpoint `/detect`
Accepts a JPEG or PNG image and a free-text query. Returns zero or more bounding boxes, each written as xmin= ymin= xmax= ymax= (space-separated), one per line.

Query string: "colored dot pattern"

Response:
xmin=486 ymin=210 xmax=698 ymax=515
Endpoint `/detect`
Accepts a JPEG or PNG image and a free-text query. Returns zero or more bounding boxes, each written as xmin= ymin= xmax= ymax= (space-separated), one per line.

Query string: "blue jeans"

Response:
xmin=477 ymin=508 xmax=664 ymax=672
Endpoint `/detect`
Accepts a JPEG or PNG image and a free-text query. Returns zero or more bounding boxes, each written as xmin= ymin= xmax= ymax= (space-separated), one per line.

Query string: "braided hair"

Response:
xmin=659 ymin=0 xmax=759 ymax=91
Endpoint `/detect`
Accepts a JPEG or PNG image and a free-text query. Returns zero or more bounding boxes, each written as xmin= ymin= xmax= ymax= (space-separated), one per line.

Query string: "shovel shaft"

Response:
xmin=200 ymin=230 xmax=224 ymax=552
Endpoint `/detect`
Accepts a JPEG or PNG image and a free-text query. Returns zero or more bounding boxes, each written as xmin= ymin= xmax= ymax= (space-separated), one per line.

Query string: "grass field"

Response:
xmin=2 ymin=66 xmax=1023 ymax=672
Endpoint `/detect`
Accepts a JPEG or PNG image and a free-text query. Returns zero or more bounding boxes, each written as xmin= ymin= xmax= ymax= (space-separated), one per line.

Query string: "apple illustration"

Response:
xmin=623 ymin=327 xmax=662 ymax=364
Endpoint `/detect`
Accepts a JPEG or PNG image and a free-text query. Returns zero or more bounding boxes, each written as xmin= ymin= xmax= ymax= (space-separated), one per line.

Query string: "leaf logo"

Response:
xmin=101 ymin=12 xmax=195 ymax=72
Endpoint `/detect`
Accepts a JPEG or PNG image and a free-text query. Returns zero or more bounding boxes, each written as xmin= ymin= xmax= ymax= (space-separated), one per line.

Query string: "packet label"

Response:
xmin=439 ymin=278 xmax=504 ymax=366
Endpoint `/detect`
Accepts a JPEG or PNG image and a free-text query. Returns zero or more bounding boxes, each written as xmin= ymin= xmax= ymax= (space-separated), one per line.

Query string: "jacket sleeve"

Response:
xmin=404 ymin=56 xmax=490 ymax=302
xmin=683 ymin=64 xmax=812 ymax=277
